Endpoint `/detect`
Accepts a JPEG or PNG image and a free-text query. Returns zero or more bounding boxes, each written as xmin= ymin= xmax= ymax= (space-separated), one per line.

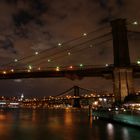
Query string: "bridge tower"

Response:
xmin=111 ymin=19 xmax=134 ymax=102
xmin=73 ymin=86 xmax=81 ymax=108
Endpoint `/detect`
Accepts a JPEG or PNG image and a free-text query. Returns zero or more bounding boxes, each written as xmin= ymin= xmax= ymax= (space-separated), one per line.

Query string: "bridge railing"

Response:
xmin=0 ymin=64 xmax=113 ymax=74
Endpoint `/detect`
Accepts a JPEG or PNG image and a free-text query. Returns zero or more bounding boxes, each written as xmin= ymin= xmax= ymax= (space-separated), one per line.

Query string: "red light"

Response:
xmin=69 ymin=66 xmax=73 ymax=69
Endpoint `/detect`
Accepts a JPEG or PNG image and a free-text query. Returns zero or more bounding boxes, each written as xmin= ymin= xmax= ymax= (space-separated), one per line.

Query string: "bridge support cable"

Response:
xmin=14 ymin=32 xmax=112 ymax=69
xmin=0 ymin=25 xmax=111 ymax=68
xmin=32 ymin=38 xmax=112 ymax=68
xmin=54 ymin=87 xmax=74 ymax=98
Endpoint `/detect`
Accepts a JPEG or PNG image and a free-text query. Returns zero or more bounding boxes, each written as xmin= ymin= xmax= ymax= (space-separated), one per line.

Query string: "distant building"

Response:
xmin=18 ymin=93 xmax=24 ymax=101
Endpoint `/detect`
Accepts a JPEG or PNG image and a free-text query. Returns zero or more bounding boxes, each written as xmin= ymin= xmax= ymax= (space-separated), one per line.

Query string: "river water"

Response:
xmin=0 ymin=108 xmax=139 ymax=140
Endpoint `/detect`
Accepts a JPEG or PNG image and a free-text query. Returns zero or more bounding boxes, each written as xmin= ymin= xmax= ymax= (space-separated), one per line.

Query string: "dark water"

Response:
xmin=0 ymin=108 xmax=140 ymax=140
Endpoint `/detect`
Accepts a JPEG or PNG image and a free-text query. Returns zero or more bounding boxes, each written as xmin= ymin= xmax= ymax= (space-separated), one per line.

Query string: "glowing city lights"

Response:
xmin=115 ymin=107 xmax=119 ymax=111
xmin=28 ymin=65 xmax=32 ymax=70
xmin=99 ymin=98 xmax=102 ymax=101
xmin=94 ymin=101 xmax=98 ymax=105
xmin=56 ymin=66 xmax=60 ymax=71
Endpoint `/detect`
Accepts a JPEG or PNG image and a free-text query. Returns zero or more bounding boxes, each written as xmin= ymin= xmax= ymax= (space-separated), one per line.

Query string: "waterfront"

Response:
xmin=0 ymin=109 xmax=139 ymax=140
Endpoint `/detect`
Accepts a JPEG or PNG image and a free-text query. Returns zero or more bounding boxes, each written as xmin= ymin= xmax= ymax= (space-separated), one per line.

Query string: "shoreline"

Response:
xmin=92 ymin=110 xmax=140 ymax=128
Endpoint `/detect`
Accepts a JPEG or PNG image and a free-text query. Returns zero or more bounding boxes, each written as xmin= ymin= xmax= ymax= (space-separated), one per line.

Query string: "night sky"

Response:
xmin=0 ymin=0 xmax=140 ymax=97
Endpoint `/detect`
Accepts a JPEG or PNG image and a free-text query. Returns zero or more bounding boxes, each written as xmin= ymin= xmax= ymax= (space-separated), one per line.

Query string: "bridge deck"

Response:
xmin=0 ymin=65 xmax=140 ymax=79
xmin=0 ymin=67 xmax=112 ymax=79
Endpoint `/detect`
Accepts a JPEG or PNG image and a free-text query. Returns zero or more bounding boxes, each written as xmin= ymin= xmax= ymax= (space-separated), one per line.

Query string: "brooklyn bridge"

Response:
xmin=0 ymin=19 xmax=140 ymax=103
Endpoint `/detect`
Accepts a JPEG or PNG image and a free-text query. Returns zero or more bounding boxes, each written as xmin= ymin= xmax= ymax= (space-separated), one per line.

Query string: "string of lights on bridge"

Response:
xmin=30 ymin=35 xmax=112 ymax=67
xmin=1 ymin=25 xmax=112 ymax=74
xmin=0 ymin=19 xmax=140 ymax=75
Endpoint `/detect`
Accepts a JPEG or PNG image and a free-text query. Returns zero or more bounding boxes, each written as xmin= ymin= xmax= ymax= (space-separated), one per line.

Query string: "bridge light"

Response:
xmin=11 ymin=69 xmax=14 ymax=72
xmin=14 ymin=59 xmax=18 ymax=62
xmin=79 ymin=64 xmax=83 ymax=67
xmin=38 ymin=67 xmax=41 ymax=70
xmin=68 ymin=52 xmax=71 ymax=56
xmin=58 ymin=43 xmax=62 ymax=47
xmin=104 ymin=98 xmax=107 ymax=102
xmin=132 ymin=21 xmax=138 ymax=25
xmin=105 ymin=64 xmax=109 ymax=67
xmin=137 ymin=60 xmax=140 ymax=64
xmin=3 ymin=71 xmax=7 ymax=74
xmin=48 ymin=59 xmax=51 ymax=62
xmin=35 ymin=51 xmax=39 ymax=55
xmin=83 ymin=33 xmax=87 ymax=36
xmin=27 ymin=69 xmax=31 ymax=72
xmin=69 ymin=65 xmax=73 ymax=69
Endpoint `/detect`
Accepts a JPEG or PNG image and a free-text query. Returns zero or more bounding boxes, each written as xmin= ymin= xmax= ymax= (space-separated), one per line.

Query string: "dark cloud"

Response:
xmin=11 ymin=0 xmax=48 ymax=27
xmin=29 ymin=0 xmax=48 ymax=15
xmin=5 ymin=0 xmax=18 ymax=4
xmin=13 ymin=9 xmax=33 ymax=27
xmin=99 ymin=17 xmax=111 ymax=25
xmin=116 ymin=0 xmax=124 ymax=6
xmin=0 ymin=37 xmax=16 ymax=54
xmin=99 ymin=0 xmax=124 ymax=9
xmin=98 ymin=0 xmax=125 ymax=24
xmin=14 ymin=26 xmax=29 ymax=38
xmin=99 ymin=0 xmax=108 ymax=9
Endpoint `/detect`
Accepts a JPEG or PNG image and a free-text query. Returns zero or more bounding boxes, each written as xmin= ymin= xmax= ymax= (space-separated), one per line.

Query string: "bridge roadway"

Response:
xmin=0 ymin=65 xmax=140 ymax=79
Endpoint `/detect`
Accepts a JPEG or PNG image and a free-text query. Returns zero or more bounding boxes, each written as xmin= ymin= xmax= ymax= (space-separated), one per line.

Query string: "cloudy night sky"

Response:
xmin=0 ymin=0 xmax=140 ymax=97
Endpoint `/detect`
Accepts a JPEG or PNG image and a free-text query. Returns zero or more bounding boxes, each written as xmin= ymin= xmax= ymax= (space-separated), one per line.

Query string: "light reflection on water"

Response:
xmin=0 ymin=108 xmax=139 ymax=140
xmin=107 ymin=123 xmax=114 ymax=140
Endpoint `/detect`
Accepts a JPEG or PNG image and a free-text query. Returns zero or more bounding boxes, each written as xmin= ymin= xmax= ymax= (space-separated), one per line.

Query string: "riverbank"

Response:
xmin=92 ymin=110 xmax=140 ymax=128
